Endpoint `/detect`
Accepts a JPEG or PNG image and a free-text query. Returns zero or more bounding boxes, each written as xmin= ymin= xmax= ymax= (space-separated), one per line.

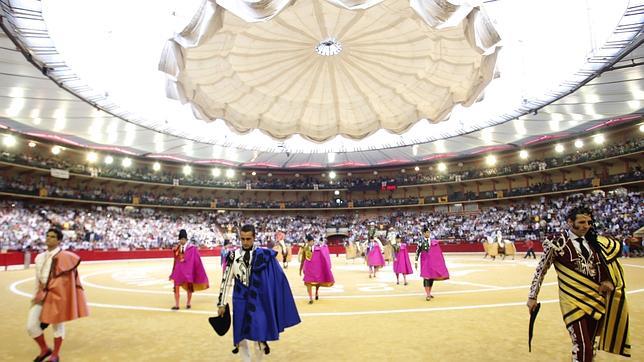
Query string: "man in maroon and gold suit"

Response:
xmin=27 ymin=228 xmax=89 ymax=362
xmin=527 ymin=206 xmax=630 ymax=361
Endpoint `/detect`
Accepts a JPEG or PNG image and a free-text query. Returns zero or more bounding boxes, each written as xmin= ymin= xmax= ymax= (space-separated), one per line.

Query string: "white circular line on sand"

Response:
xmin=78 ymin=269 xmax=557 ymax=299
xmin=9 ymin=277 xmax=644 ymax=317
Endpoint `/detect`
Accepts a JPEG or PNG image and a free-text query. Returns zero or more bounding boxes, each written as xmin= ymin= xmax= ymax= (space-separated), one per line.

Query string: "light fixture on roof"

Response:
xmin=51 ymin=145 xmax=62 ymax=155
xmin=86 ymin=152 xmax=98 ymax=163
xmin=122 ymin=158 xmax=132 ymax=168
xmin=639 ymin=124 xmax=644 ymax=133
xmin=481 ymin=128 xmax=493 ymax=145
xmin=437 ymin=162 xmax=447 ymax=172
xmin=225 ymin=168 xmax=235 ymax=178
xmin=519 ymin=150 xmax=529 ymax=160
xmin=554 ymin=144 xmax=564 ymax=153
xmin=412 ymin=144 xmax=418 ymax=156
xmin=414 ymin=166 xmax=420 ymax=171
xmin=315 ymin=38 xmax=342 ymax=57
xmin=2 ymin=135 xmax=16 ymax=147
xmin=328 ymin=152 xmax=336 ymax=163
xmin=153 ymin=162 xmax=161 ymax=171
xmin=251 ymin=171 xmax=256 ymax=176
xmin=549 ymin=120 xmax=560 ymax=132
xmin=514 ymin=119 xmax=526 ymax=136
xmin=329 ymin=171 xmax=337 ymax=179
xmin=434 ymin=140 xmax=446 ymax=153
xmin=28 ymin=141 xmax=36 ymax=148
xmin=183 ymin=165 xmax=192 ymax=175
xmin=592 ymin=134 xmax=605 ymax=145
xmin=212 ymin=168 xmax=221 ymax=177
xmin=334 ymin=190 xmax=340 ymax=196
xmin=105 ymin=155 xmax=114 ymax=165
xmin=485 ymin=155 xmax=497 ymax=166
xmin=574 ymin=139 xmax=584 ymax=149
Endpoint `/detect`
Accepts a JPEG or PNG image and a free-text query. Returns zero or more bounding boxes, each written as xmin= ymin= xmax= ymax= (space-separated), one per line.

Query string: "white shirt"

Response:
xmin=568 ymin=230 xmax=593 ymax=259
xmin=217 ymin=246 xmax=256 ymax=307
xmin=34 ymin=247 xmax=60 ymax=292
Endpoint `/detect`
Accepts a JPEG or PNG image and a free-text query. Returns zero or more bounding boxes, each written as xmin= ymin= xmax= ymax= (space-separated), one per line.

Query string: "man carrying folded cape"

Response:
xmin=527 ymin=206 xmax=630 ymax=361
xmin=217 ymin=224 xmax=300 ymax=361
xmin=27 ymin=228 xmax=89 ymax=362
xmin=169 ymin=229 xmax=209 ymax=310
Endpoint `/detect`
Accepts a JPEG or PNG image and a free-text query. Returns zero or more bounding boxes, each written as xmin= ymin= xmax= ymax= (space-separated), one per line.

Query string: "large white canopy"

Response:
xmin=159 ymin=0 xmax=500 ymax=142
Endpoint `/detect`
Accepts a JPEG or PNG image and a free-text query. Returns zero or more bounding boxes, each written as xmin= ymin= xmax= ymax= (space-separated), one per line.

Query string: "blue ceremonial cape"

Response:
xmin=232 ymin=248 xmax=301 ymax=345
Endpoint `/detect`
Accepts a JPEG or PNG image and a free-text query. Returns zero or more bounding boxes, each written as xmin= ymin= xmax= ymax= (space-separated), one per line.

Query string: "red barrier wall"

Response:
xmin=1 ymin=241 xmax=542 ymax=268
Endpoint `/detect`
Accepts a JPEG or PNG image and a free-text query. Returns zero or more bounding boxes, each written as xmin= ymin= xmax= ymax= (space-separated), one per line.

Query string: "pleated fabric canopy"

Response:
xmin=159 ymin=0 xmax=501 ymax=142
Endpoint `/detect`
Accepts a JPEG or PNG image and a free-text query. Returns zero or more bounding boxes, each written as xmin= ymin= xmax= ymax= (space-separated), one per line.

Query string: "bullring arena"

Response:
xmin=1 ymin=1 xmax=643 ymax=361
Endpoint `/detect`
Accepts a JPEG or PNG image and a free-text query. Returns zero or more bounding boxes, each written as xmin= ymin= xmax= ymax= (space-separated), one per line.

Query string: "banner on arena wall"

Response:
xmin=132 ymin=196 xmax=140 ymax=205
xmin=173 ymin=179 xmax=179 ymax=186
xmin=438 ymin=196 xmax=448 ymax=203
xmin=90 ymin=168 xmax=98 ymax=177
xmin=210 ymin=200 xmax=217 ymax=208
xmin=496 ymin=191 xmax=504 ymax=198
xmin=246 ymin=182 xmax=251 ymax=190
xmin=348 ymin=201 xmax=353 ymax=208
xmin=279 ymin=202 xmax=285 ymax=209
xmin=50 ymin=168 xmax=69 ymax=179
xmin=39 ymin=187 xmax=48 ymax=197
xmin=419 ymin=197 xmax=424 ymax=204
xmin=592 ymin=178 xmax=600 ymax=187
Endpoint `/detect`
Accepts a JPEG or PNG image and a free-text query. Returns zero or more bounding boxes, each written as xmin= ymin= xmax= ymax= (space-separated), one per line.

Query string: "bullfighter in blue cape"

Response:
xmin=217 ymin=224 xmax=301 ymax=360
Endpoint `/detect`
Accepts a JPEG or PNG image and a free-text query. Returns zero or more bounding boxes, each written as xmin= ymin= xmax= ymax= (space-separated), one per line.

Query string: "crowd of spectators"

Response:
xmin=1 ymin=167 xmax=641 ymax=209
xmin=1 ymin=189 xmax=640 ymax=252
xmin=0 ymin=137 xmax=641 ymax=191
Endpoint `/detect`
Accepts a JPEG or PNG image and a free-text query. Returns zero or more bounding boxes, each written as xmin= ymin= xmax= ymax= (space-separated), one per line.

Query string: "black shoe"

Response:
xmin=308 ymin=300 xmax=313 ymax=304
xmin=171 ymin=306 xmax=179 ymax=310
xmin=232 ymin=346 xmax=239 ymax=354
xmin=315 ymin=295 xmax=319 ymax=300
xmin=33 ymin=348 xmax=52 ymax=362
xmin=186 ymin=305 xmax=191 ymax=309
xmin=262 ymin=342 xmax=270 ymax=355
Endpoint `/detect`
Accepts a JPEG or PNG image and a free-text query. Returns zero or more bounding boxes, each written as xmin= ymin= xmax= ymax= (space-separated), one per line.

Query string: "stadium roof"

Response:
xmin=0 ymin=0 xmax=642 ymax=169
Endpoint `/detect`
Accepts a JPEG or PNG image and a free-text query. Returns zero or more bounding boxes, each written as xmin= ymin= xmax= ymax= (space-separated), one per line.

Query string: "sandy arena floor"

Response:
xmin=0 ymin=253 xmax=641 ymax=361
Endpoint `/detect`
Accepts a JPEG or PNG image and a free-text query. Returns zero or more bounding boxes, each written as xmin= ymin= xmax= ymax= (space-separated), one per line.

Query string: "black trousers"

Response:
xmin=524 ymin=248 xmax=536 ymax=258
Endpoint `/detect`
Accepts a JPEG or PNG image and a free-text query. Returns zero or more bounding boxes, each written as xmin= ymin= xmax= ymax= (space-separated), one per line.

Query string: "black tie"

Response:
xmin=576 ymin=237 xmax=590 ymax=260
xmin=243 ymin=249 xmax=251 ymax=267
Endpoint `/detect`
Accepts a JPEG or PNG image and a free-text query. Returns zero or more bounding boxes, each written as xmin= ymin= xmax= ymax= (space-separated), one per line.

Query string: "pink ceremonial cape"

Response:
xmin=366 ymin=243 xmax=385 ymax=267
xmin=303 ymin=245 xmax=335 ymax=287
xmin=393 ymin=243 xmax=413 ymax=275
xmin=169 ymin=244 xmax=209 ymax=291
xmin=420 ymin=239 xmax=449 ymax=280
